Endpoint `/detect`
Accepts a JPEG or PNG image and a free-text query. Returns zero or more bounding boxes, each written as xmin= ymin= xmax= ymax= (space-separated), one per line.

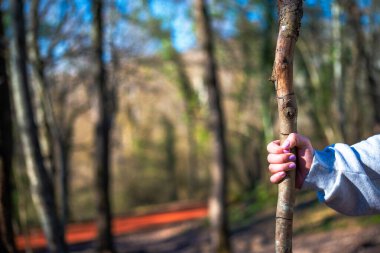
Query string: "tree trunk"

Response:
xmin=234 ymin=8 xmax=263 ymax=190
xmin=29 ymin=0 xmax=72 ymax=229
xmin=92 ymin=1 xmax=115 ymax=252
xmin=29 ymin=0 xmax=57 ymax=180
xmin=350 ymin=55 xmax=364 ymax=142
xmin=162 ymin=117 xmax=178 ymax=201
xmin=270 ymin=1 xmax=303 ymax=252
xmin=261 ymin=0 xmax=277 ymax=145
xmin=194 ymin=1 xmax=230 ymax=252
xmin=170 ymin=49 xmax=199 ymax=196
xmin=59 ymin=135 xmax=71 ymax=229
xmin=296 ymin=39 xmax=335 ymax=144
xmin=0 ymin=2 xmax=16 ymax=251
xmin=332 ymin=2 xmax=346 ymax=141
xmin=9 ymin=1 xmax=67 ymax=252
xmin=342 ymin=0 xmax=380 ymax=132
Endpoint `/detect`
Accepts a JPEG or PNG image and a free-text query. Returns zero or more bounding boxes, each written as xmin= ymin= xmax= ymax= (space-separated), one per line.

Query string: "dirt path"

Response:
xmin=16 ymin=203 xmax=207 ymax=251
xmin=233 ymin=217 xmax=380 ymax=253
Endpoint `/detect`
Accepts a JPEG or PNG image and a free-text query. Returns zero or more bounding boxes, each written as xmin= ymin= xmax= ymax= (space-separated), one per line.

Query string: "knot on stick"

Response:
xmin=284 ymin=105 xmax=297 ymax=120
xmin=277 ymin=93 xmax=297 ymax=120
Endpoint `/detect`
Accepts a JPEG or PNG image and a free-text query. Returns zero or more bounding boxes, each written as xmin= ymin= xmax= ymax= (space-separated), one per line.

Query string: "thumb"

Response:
xmin=282 ymin=133 xmax=310 ymax=150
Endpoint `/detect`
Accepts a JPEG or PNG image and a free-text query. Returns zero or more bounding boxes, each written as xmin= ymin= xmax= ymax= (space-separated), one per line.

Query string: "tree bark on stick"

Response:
xmin=194 ymin=1 xmax=230 ymax=252
xmin=9 ymin=0 xmax=67 ymax=252
xmin=270 ymin=1 xmax=303 ymax=252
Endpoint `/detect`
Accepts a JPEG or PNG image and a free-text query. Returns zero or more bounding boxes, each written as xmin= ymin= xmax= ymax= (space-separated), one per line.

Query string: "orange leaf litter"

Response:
xmin=16 ymin=205 xmax=208 ymax=251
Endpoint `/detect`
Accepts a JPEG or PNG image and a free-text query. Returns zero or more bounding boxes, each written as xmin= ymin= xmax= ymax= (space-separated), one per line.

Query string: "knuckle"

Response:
xmin=268 ymin=164 xmax=274 ymax=173
xmin=267 ymin=154 xmax=276 ymax=163
xmin=270 ymin=175 xmax=280 ymax=184
xmin=268 ymin=164 xmax=280 ymax=174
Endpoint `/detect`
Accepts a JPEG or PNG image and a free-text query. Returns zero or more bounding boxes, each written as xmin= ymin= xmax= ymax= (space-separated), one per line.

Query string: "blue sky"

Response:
xmin=38 ymin=0 xmax=376 ymax=59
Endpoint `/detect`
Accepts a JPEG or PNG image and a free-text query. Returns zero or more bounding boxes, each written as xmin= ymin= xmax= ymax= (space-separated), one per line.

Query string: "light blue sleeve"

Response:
xmin=302 ymin=135 xmax=380 ymax=216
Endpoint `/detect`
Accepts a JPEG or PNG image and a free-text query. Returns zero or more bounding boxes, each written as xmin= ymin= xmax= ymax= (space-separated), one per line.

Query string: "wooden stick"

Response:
xmin=271 ymin=1 xmax=303 ymax=252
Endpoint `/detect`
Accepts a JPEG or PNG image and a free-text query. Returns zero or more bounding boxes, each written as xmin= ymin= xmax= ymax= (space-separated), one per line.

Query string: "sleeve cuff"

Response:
xmin=302 ymin=149 xmax=338 ymax=197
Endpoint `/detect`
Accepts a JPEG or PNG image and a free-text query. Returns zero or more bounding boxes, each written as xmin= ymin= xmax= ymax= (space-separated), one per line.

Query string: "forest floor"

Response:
xmin=20 ymin=197 xmax=380 ymax=253
xmin=109 ymin=215 xmax=380 ymax=253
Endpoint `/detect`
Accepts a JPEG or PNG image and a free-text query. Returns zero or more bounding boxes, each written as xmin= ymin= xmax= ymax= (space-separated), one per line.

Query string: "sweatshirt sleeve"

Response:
xmin=302 ymin=135 xmax=380 ymax=216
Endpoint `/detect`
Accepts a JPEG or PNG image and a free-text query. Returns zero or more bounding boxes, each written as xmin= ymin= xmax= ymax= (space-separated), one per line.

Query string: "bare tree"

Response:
xmin=9 ymin=0 xmax=67 ymax=252
xmin=128 ymin=5 xmax=200 ymax=197
xmin=341 ymin=0 xmax=380 ymax=132
xmin=261 ymin=0 xmax=276 ymax=145
xmin=92 ymin=1 xmax=115 ymax=252
xmin=29 ymin=0 xmax=91 ymax=227
xmin=296 ymin=38 xmax=336 ymax=144
xmin=29 ymin=0 xmax=62 ymax=220
xmin=194 ymin=0 xmax=230 ymax=252
xmin=167 ymin=47 xmax=200 ymax=197
xmin=162 ymin=117 xmax=178 ymax=201
xmin=0 ymin=1 xmax=16 ymax=251
xmin=331 ymin=2 xmax=346 ymax=140
xmin=29 ymin=0 xmax=80 ymax=229
xmin=29 ymin=0 xmax=56 ymax=182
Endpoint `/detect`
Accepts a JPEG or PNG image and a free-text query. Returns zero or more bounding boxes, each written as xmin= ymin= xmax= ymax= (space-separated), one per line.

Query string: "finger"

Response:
xmin=282 ymin=133 xmax=310 ymax=149
xmin=268 ymin=162 xmax=296 ymax=174
xmin=267 ymin=153 xmax=296 ymax=164
xmin=270 ymin=172 xmax=287 ymax=184
xmin=267 ymin=140 xmax=283 ymax=154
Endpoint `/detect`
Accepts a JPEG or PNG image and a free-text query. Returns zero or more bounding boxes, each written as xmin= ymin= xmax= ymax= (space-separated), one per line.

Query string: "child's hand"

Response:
xmin=267 ymin=133 xmax=314 ymax=189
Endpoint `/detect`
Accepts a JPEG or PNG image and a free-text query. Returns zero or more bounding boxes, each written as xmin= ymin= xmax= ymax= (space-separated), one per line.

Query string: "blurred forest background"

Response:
xmin=1 ymin=0 xmax=380 ymax=252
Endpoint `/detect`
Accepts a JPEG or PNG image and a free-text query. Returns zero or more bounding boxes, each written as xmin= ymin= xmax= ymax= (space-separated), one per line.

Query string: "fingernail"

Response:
xmin=283 ymin=149 xmax=290 ymax=153
xmin=289 ymin=155 xmax=296 ymax=161
xmin=279 ymin=171 xmax=286 ymax=177
xmin=282 ymin=140 xmax=290 ymax=148
xmin=289 ymin=163 xmax=296 ymax=169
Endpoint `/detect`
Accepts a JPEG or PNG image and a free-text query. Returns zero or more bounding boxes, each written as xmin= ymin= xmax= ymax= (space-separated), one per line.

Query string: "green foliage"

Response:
xmin=229 ymin=183 xmax=277 ymax=227
xmin=358 ymin=215 xmax=380 ymax=226
xmin=160 ymin=38 xmax=174 ymax=61
xmin=196 ymin=124 xmax=211 ymax=146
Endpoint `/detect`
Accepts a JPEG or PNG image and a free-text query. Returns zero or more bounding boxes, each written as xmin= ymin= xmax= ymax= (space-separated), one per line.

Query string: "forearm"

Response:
xmin=302 ymin=135 xmax=380 ymax=216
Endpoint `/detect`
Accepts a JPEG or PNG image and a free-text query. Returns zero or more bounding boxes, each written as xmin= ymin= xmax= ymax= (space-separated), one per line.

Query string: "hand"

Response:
xmin=267 ymin=133 xmax=314 ymax=189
